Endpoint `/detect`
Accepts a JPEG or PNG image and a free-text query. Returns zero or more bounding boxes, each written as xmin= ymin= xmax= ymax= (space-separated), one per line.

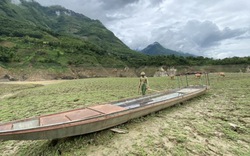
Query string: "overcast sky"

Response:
xmin=34 ymin=0 xmax=250 ymax=58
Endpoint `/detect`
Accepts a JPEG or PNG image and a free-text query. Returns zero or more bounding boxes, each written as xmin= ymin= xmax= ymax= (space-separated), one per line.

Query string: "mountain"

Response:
xmin=140 ymin=42 xmax=195 ymax=57
xmin=0 ymin=0 xmax=147 ymax=69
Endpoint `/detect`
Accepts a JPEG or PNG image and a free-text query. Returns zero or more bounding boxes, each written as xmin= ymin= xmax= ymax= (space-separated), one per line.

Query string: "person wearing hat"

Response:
xmin=138 ymin=72 xmax=149 ymax=95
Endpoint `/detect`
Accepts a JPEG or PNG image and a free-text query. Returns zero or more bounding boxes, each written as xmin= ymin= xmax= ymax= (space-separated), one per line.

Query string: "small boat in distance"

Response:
xmin=0 ymin=86 xmax=207 ymax=141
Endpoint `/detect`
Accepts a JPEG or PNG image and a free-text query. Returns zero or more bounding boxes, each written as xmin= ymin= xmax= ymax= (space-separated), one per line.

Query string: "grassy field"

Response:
xmin=0 ymin=73 xmax=249 ymax=156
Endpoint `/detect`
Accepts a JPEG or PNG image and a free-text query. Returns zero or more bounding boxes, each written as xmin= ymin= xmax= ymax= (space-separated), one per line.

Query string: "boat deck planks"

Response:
xmin=113 ymin=88 xmax=200 ymax=109
xmin=13 ymin=119 xmax=39 ymax=130
xmin=40 ymin=104 xmax=126 ymax=126
xmin=62 ymin=109 xmax=101 ymax=121
xmin=0 ymin=123 xmax=12 ymax=131
xmin=88 ymin=104 xmax=127 ymax=114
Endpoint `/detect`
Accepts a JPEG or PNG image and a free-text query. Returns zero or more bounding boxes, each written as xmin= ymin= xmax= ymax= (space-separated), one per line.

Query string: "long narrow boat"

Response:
xmin=0 ymin=85 xmax=207 ymax=141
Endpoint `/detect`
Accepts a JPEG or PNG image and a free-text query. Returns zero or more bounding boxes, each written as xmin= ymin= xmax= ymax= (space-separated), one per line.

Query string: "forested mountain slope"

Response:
xmin=0 ymin=0 xmax=146 ymax=69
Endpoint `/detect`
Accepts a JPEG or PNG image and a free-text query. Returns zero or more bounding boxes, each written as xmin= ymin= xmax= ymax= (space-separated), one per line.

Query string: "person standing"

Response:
xmin=138 ymin=72 xmax=149 ymax=95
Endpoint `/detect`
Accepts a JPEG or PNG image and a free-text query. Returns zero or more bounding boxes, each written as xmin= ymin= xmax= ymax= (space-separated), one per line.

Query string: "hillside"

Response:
xmin=141 ymin=42 xmax=195 ymax=57
xmin=0 ymin=0 xmax=147 ymax=70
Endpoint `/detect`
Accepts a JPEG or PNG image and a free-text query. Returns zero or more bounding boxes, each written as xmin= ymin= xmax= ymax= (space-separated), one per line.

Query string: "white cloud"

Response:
xmin=35 ymin=0 xmax=250 ymax=58
xmin=11 ymin=0 xmax=21 ymax=4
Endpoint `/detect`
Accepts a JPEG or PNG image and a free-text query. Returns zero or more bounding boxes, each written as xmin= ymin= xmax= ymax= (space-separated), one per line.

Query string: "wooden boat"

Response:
xmin=0 ymin=85 xmax=207 ymax=141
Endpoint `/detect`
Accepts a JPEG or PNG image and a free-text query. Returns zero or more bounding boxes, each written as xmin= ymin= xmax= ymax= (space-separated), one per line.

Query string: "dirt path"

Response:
xmin=0 ymin=80 xmax=67 ymax=86
xmin=0 ymin=80 xmax=68 ymax=100
xmin=0 ymin=93 xmax=16 ymax=100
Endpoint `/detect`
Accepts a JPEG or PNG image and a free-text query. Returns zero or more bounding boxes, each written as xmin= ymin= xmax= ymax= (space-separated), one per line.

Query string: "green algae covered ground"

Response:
xmin=0 ymin=73 xmax=249 ymax=156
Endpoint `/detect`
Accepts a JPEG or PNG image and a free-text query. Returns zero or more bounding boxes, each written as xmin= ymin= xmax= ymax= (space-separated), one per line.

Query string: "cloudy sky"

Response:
xmin=34 ymin=0 xmax=250 ymax=58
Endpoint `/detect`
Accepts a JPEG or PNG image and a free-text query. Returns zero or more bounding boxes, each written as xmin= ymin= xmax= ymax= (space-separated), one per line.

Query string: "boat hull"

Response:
xmin=0 ymin=86 xmax=207 ymax=140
